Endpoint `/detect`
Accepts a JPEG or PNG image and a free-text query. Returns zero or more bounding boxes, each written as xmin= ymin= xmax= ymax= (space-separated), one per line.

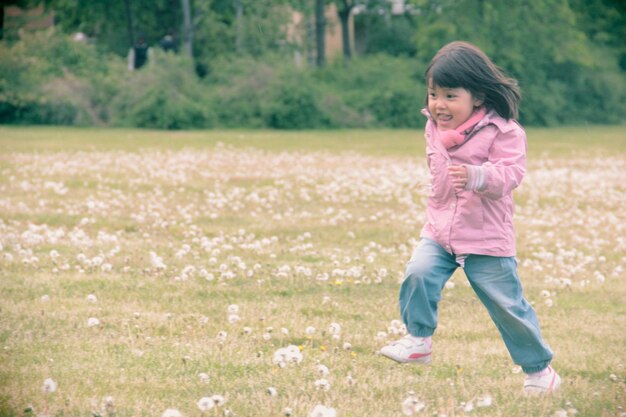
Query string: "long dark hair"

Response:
xmin=425 ymin=41 xmax=521 ymax=120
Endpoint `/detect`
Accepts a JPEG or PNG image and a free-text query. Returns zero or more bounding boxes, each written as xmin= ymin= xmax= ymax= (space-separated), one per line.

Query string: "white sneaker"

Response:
xmin=380 ymin=335 xmax=432 ymax=364
xmin=523 ymin=365 xmax=561 ymax=396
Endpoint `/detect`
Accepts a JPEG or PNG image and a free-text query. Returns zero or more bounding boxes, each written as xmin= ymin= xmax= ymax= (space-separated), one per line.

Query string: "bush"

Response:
xmin=112 ymin=52 xmax=215 ymax=130
xmin=1 ymin=30 xmax=623 ymax=129
xmin=0 ymin=29 xmax=122 ymax=125
xmin=265 ymin=73 xmax=332 ymax=129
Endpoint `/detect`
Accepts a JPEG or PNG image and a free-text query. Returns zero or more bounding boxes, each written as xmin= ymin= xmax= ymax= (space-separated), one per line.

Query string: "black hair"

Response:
xmin=425 ymin=41 xmax=521 ymax=120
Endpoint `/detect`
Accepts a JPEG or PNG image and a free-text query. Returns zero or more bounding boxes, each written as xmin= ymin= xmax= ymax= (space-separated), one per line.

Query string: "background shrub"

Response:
xmin=0 ymin=27 xmax=623 ymax=129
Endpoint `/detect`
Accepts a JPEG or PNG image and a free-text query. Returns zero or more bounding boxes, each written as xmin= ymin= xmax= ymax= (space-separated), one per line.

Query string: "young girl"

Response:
xmin=380 ymin=41 xmax=560 ymax=395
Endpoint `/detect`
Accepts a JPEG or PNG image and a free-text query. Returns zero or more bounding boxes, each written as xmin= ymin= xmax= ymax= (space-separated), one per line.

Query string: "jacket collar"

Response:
xmin=421 ymin=108 xmax=517 ymax=134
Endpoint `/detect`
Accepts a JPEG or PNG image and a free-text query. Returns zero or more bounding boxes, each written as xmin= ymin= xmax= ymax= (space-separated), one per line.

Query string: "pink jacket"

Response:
xmin=420 ymin=109 xmax=527 ymax=257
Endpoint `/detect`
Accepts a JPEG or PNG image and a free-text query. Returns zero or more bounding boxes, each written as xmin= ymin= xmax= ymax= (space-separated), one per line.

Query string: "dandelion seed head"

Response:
xmin=161 ymin=408 xmax=182 ymax=417
xmin=328 ymin=322 xmax=341 ymax=335
xmin=314 ymin=378 xmax=331 ymax=391
xmin=42 ymin=378 xmax=57 ymax=394
xmin=476 ymin=394 xmax=492 ymax=407
xmin=211 ymin=394 xmax=225 ymax=407
xmin=316 ymin=364 xmax=330 ymax=376
xmin=197 ymin=397 xmax=214 ymax=411
xmin=87 ymin=317 xmax=101 ymax=327
xmin=309 ymin=404 xmax=337 ymax=417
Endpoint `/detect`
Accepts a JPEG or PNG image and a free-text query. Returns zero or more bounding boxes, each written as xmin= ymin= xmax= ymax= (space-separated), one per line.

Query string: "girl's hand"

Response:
xmin=448 ymin=165 xmax=468 ymax=192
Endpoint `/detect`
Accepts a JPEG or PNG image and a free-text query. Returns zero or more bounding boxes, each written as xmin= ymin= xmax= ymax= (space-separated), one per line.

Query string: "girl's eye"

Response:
xmin=447 ymin=94 xmax=456 ymax=99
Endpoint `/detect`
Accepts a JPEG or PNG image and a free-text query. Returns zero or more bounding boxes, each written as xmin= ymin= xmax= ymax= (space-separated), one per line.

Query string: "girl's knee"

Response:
xmin=403 ymin=262 xmax=430 ymax=285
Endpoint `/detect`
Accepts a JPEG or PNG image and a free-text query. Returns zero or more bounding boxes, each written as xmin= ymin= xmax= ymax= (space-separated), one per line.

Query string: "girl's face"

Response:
xmin=427 ymin=82 xmax=483 ymax=131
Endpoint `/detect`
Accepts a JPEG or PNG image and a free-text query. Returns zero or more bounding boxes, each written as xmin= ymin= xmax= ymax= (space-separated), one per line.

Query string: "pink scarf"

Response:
xmin=436 ymin=107 xmax=486 ymax=149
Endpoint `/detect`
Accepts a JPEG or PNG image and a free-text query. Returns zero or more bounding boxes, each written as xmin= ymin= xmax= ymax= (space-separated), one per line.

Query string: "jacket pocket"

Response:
xmin=455 ymin=194 xmax=484 ymax=240
xmin=427 ymin=149 xmax=449 ymax=202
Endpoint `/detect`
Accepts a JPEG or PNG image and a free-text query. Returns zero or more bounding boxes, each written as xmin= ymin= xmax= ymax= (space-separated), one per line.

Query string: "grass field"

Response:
xmin=0 ymin=126 xmax=625 ymax=417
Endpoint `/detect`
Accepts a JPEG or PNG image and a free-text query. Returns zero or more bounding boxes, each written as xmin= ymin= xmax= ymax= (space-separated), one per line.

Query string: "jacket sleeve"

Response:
xmin=476 ymin=126 xmax=527 ymax=200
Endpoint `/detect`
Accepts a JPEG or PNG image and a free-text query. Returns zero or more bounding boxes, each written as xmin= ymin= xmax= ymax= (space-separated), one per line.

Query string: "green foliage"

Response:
xmin=0 ymin=29 xmax=121 ymax=125
xmin=111 ymin=52 xmax=215 ymax=130
xmin=204 ymin=54 xmax=424 ymax=129
xmin=1 ymin=0 xmax=625 ymax=128
xmin=265 ymin=73 xmax=331 ymax=129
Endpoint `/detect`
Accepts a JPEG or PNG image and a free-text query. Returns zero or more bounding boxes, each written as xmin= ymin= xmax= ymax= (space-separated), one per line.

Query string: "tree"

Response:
xmin=334 ymin=0 xmax=354 ymax=59
xmin=42 ymin=0 xmax=181 ymax=55
xmin=315 ymin=0 xmax=325 ymax=66
xmin=180 ymin=0 xmax=192 ymax=57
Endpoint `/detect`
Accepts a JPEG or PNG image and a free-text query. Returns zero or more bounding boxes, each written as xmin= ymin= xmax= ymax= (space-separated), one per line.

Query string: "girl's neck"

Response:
xmin=436 ymin=107 xmax=486 ymax=149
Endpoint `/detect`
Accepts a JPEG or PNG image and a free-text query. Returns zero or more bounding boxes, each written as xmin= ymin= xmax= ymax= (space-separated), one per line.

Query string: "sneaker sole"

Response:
xmin=380 ymin=350 xmax=432 ymax=364
xmin=524 ymin=374 xmax=561 ymax=396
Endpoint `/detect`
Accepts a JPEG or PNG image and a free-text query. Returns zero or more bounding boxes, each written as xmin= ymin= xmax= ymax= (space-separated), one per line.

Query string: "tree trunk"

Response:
xmin=337 ymin=1 xmax=352 ymax=59
xmin=234 ymin=0 xmax=244 ymax=53
xmin=181 ymin=0 xmax=193 ymax=57
xmin=124 ymin=0 xmax=134 ymax=47
xmin=0 ymin=6 xmax=5 ymax=40
xmin=315 ymin=0 xmax=325 ymax=67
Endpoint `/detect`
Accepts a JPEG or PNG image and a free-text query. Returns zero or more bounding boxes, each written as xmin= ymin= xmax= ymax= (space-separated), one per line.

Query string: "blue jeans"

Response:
xmin=399 ymin=237 xmax=553 ymax=373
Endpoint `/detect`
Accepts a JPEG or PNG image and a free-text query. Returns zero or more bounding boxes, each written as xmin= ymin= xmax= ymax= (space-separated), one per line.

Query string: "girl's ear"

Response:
xmin=473 ymin=93 xmax=485 ymax=107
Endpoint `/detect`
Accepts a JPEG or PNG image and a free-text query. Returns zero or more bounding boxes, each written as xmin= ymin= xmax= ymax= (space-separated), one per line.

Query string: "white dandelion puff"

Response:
xmin=316 ymin=364 xmax=330 ymax=376
xmin=476 ymin=394 xmax=493 ymax=407
xmin=198 ymin=372 xmax=210 ymax=383
xmin=401 ymin=393 xmax=425 ymax=415
xmin=86 ymin=294 xmax=98 ymax=303
xmin=273 ymin=345 xmax=303 ymax=367
xmin=42 ymin=378 xmax=57 ymax=394
xmin=87 ymin=317 xmax=101 ymax=327
xmin=461 ymin=400 xmax=474 ymax=412
xmin=345 ymin=374 xmax=356 ymax=386
xmin=328 ymin=322 xmax=341 ymax=335
xmin=149 ymin=252 xmax=167 ymax=271
xmin=314 ymin=378 xmax=331 ymax=391
xmin=309 ymin=404 xmax=336 ymax=417
xmin=227 ymin=304 xmax=239 ymax=314
xmin=161 ymin=409 xmax=182 ymax=417
xmin=197 ymin=397 xmax=214 ymax=412
xmin=211 ymin=395 xmax=226 ymax=407
xmin=267 ymin=387 xmax=278 ymax=397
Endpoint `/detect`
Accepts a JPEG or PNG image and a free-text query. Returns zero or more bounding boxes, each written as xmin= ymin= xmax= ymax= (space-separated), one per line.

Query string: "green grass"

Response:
xmin=0 ymin=125 xmax=625 ymax=417
xmin=1 ymin=125 xmax=625 ymax=156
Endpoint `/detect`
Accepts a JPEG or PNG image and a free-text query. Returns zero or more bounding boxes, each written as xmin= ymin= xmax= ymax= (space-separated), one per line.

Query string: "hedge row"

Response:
xmin=1 ymin=31 xmax=624 ymax=129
